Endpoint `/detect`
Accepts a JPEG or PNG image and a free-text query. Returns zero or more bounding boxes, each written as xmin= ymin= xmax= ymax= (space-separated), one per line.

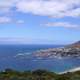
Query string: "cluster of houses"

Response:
xmin=33 ymin=47 xmax=80 ymax=59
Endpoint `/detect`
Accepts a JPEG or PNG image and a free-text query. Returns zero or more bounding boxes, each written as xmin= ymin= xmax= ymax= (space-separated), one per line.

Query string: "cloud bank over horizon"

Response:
xmin=0 ymin=37 xmax=62 ymax=44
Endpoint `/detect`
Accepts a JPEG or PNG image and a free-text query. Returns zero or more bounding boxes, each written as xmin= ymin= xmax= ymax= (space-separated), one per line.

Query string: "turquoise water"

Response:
xmin=0 ymin=45 xmax=80 ymax=73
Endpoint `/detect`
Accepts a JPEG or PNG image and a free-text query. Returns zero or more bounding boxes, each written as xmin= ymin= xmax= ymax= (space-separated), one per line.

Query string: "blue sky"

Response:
xmin=0 ymin=0 xmax=80 ymax=44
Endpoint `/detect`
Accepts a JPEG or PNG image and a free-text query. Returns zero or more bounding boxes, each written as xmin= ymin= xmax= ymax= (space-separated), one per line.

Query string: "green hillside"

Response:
xmin=0 ymin=69 xmax=80 ymax=80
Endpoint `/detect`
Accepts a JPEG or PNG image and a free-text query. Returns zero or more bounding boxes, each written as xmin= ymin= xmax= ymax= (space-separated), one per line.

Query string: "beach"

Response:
xmin=59 ymin=67 xmax=80 ymax=74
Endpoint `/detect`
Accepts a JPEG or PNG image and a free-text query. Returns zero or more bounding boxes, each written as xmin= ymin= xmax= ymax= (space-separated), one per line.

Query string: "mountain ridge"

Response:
xmin=67 ymin=41 xmax=80 ymax=48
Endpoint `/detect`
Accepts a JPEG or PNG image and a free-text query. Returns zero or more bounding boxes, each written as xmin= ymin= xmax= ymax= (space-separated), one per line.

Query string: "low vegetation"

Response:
xmin=0 ymin=69 xmax=80 ymax=80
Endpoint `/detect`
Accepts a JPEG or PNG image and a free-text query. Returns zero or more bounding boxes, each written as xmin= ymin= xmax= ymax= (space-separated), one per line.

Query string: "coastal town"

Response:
xmin=32 ymin=41 xmax=80 ymax=59
xmin=33 ymin=47 xmax=80 ymax=59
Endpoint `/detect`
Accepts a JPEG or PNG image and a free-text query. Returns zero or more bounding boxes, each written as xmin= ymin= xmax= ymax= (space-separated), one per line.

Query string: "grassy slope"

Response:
xmin=0 ymin=69 xmax=80 ymax=80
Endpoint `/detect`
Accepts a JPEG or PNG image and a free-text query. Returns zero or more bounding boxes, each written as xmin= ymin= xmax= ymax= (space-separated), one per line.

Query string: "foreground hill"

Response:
xmin=0 ymin=69 xmax=80 ymax=80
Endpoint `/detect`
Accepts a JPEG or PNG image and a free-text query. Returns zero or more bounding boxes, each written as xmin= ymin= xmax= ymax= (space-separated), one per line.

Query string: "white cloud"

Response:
xmin=43 ymin=22 xmax=79 ymax=28
xmin=0 ymin=16 xmax=24 ymax=24
xmin=0 ymin=0 xmax=17 ymax=13
xmin=66 ymin=8 xmax=80 ymax=17
xmin=0 ymin=0 xmax=80 ymax=18
xmin=16 ymin=20 xmax=25 ymax=24
xmin=0 ymin=17 xmax=11 ymax=23
xmin=16 ymin=0 xmax=80 ymax=17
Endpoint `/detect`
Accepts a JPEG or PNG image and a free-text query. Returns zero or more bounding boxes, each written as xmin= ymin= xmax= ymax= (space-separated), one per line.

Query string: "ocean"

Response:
xmin=0 ymin=44 xmax=80 ymax=73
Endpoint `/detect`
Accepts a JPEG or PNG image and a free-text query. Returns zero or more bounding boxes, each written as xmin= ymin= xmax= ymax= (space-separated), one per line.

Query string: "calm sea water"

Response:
xmin=0 ymin=44 xmax=80 ymax=73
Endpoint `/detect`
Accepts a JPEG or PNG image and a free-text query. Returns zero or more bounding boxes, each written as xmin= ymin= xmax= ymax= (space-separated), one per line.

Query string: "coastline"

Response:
xmin=59 ymin=67 xmax=80 ymax=74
